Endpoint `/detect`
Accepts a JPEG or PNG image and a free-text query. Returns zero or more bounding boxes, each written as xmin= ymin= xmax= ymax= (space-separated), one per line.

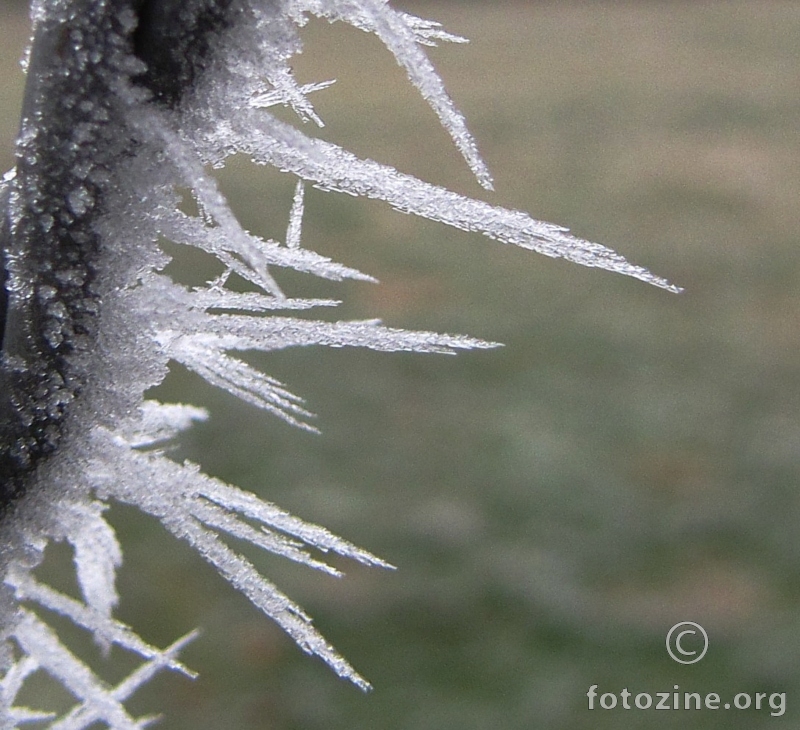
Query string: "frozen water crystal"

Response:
xmin=0 ymin=0 xmax=678 ymax=725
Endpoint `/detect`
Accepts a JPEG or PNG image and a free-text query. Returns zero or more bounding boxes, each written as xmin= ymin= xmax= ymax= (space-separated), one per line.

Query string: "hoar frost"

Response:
xmin=0 ymin=0 xmax=679 ymax=726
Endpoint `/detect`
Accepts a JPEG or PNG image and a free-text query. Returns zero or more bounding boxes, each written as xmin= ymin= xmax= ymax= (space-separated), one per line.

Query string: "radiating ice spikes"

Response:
xmin=201 ymin=110 xmax=682 ymax=292
xmin=7 ymin=570 xmax=196 ymax=678
xmin=157 ymin=315 xmax=498 ymax=428
xmin=170 ymin=515 xmax=372 ymax=690
xmin=10 ymin=611 xmax=197 ymax=730
xmin=0 ymin=0 xmax=680 ymax=722
xmin=128 ymin=105 xmax=287 ymax=296
xmin=262 ymin=68 xmax=327 ymax=126
xmin=288 ymin=0 xmax=494 ymax=188
xmin=250 ymin=79 xmax=336 ymax=112
xmin=54 ymin=633 xmax=198 ymax=730
xmin=195 ymin=480 xmax=395 ymax=569
xmin=157 ymin=206 xmax=375 ymax=284
xmin=91 ymin=440 xmax=377 ymax=689
xmin=46 ymin=630 xmax=199 ymax=730
xmin=93 ymin=432 xmax=391 ymax=571
xmin=167 ymin=337 xmax=320 ymax=430
xmin=187 ymin=496 xmax=347 ymax=576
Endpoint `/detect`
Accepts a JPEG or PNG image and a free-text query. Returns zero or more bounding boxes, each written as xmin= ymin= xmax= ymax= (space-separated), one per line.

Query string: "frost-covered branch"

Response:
xmin=0 ymin=0 xmax=677 ymax=725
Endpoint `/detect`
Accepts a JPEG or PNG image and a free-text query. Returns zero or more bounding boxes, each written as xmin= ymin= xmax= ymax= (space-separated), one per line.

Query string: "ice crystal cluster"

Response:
xmin=0 ymin=0 xmax=677 ymax=726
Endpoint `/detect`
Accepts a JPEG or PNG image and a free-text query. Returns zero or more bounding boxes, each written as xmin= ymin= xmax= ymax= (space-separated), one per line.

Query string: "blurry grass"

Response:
xmin=3 ymin=1 xmax=800 ymax=728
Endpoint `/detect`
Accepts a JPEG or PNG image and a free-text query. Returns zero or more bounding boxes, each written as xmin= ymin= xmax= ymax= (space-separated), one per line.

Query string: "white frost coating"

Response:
xmin=0 ymin=0 xmax=679 ymax=725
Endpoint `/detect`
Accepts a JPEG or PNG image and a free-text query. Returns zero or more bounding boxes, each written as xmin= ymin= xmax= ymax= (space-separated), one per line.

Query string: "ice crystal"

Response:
xmin=0 ymin=0 xmax=678 ymax=725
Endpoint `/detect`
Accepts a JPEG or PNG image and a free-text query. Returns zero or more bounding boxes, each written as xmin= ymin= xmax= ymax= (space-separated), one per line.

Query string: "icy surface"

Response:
xmin=0 ymin=0 xmax=678 ymax=725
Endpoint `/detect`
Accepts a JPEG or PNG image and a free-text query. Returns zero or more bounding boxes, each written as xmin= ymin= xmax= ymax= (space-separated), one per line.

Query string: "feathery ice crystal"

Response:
xmin=0 ymin=0 xmax=678 ymax=725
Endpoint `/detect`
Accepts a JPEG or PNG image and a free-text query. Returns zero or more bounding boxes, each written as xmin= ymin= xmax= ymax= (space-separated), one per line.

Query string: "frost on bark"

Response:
xmin=0 ymin=0 xmax=678 ymax=725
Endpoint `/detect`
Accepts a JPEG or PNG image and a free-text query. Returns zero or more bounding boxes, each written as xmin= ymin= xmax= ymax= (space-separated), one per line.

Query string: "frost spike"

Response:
xmin=11 ymin=611 xmax=170 ymax=730
xmin=287 ymin=180 xmax=305 ymax=249
xmin=47 ymin=631 xmax=199 ymax=730
xmin=163 ymin=514 xmax=372 ymax=690
xmin=7 ymin=570 xmax=195 ymax=678
xmin=293 ymin=0 xmax=494 ymax=188
xmin=216 ymin=112 xmax=682 ymax=292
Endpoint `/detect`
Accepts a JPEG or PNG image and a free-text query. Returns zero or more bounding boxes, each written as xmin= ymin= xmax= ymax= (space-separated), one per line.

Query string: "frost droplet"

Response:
xmin=67 ymin=185 xmax=93 ymax=217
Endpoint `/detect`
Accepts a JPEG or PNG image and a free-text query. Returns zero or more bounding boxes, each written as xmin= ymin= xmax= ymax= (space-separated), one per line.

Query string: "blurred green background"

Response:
xmin=3 ymin=1 xmax=800 ymax=728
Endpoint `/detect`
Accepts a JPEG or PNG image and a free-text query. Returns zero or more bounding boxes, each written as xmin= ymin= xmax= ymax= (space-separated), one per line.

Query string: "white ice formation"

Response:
xmin=0 ymin=0 xmax=678 ymax=726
